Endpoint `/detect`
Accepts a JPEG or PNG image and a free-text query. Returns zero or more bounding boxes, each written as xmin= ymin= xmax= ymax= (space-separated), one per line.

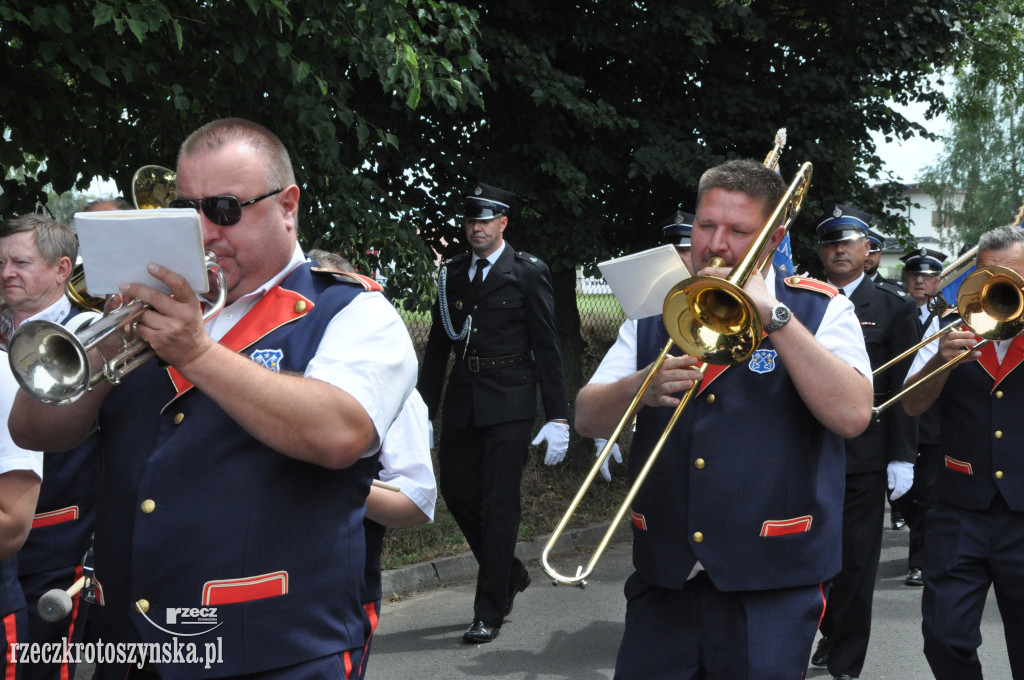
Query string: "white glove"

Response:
xmin=595 ymin=439 xmax=622 ymax=481
xmin=532 ymin=421 xmax=570 ymax=466
xmin=887 ymin=460 xmax=914 ymax=500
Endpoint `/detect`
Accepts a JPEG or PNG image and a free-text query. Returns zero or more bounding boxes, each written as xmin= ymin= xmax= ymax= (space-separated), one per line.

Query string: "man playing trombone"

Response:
xmin=902 ymin=224 xmax=1024 ymax=680
xmin=576 ymin=159 xmax=873 ymax=679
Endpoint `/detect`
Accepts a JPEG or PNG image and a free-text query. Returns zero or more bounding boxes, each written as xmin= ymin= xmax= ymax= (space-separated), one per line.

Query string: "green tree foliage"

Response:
xmin=355 ymin=0 xmax=976 ymax=401
xmin=919 ymin=1 xmax=1024 ymax=247
xmin=0 ymin=0 xmax=487 ymax=307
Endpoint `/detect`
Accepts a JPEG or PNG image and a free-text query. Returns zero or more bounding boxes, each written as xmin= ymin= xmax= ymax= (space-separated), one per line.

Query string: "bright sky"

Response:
xmin=869 ymin=81 xmax=952 ymax=184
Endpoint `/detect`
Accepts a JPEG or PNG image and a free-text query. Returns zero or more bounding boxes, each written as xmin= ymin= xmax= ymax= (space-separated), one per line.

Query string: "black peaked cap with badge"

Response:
xmin=659 ymin=209 xmax=695 ymax=248
xmin=900 ymin=248 xmax=948 ymax=274
xmin=816 ymin=204 xmax=873 ymax=245
xmin=867 ymin=229 xmax=885 ymax=254
xmin=463 ymin=183 xmax=517 ymax=220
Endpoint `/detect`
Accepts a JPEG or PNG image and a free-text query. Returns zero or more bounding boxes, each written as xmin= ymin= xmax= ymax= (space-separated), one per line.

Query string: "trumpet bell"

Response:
xmin=958 ymin=265 xmax=1024 ymax=340
xmin=663 ymin=277 xmax=762 ymax=365
xmin=7 ymin=321 xmax=91 ymax=406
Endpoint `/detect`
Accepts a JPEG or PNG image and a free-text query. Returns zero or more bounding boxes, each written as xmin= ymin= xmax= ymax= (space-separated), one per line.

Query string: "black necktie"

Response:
xmin=472 ymin=260 xmax=489 ymax=290
xmin=839 ymin=288 xmax=846 ymax=297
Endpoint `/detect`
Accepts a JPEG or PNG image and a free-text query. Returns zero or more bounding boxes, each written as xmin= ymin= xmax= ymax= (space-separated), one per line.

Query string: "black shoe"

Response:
xmin=463 ymin=619 xmax=500 ymax=643
xmin=811 ymin=636 xmax=829 ymax=667
xmin=891 ymin=508 xmax=905 ymax=530
xmin=505 ymin=570 xmax=532 ymax=616
xmin=833 ymin=675 xmax=858 ymax=680
xmin=905 ymin=567 xmax=923 ymax=586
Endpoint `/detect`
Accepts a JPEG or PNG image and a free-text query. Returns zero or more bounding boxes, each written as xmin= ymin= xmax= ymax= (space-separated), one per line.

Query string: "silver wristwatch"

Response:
xmin=764 ymin=303 xmax=792 ymax=334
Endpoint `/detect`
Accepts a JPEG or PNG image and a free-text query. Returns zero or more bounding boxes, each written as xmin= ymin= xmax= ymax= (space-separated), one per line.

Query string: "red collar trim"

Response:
xmin=977 ymin=335 xmax=1024 ymax=390
xmin=784 ymin=276 xmax=838 ymax=298
xmin=167 ymin=286 xmax=315 ymax=398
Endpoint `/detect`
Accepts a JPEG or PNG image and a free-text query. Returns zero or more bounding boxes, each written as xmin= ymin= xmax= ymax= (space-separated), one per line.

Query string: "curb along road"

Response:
xmin=381 ymin=519 xmax=633 ymax=599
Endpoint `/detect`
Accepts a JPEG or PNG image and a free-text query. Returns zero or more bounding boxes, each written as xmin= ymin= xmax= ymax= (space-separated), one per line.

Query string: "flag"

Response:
xmin=773 ymin=233 xmax=795 ymax=275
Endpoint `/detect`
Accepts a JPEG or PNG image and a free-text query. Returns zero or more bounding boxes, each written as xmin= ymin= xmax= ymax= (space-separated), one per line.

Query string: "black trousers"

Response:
xmin=438 ymin=418 xmax=533 ymax=626
xmin=819 ymin=470 xmax=886 ymax=678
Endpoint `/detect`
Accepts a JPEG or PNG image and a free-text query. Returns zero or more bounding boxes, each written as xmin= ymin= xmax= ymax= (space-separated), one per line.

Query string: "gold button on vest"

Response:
xmin=694 ymin=458 xmax=705 ymax=470
xmin=136 ymin=599 xmax=150 ymax=613
xmin=141 ymin=499 xmax=156 ymax=514
xmin=693 ymin=532 xmax=704 ymax=543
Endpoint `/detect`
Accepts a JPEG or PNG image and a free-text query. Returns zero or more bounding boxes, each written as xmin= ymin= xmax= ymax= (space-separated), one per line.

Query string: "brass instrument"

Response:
xmin=540 ymin=160 xmax=814 ymax=587
xmin=871 ymin=264 xmax=1024 ymax=416
xmin=9 ymin=252 xmax=226 ymax=405
xmin=131 ymin=165 xmax=177 ymax=210
xmin=65 ymin=165 xmax=177 ymax=311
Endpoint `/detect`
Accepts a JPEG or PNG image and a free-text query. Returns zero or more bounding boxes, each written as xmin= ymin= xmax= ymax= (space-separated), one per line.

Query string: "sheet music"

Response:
xmin=73 ymin=208 xmax=208 ymax=295
xmin=598 ymin=245 xmax=691 ymax=320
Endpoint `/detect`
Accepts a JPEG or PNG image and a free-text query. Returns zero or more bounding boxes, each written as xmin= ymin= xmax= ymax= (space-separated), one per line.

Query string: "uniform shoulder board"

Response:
xmin=940 ymin=306 xmax=960 ymax=320
xmin=444 ymin=252 xmax=469 ymax=266
xmin=311 ymin=267 xmax=382 ymax=292
xmin=783 ymin=276 xmax=838 ymax=298
xmin=874 ymin=279 xmax=909 ymax=299
xmin=515 ymin=250 xmax=543 ymax=266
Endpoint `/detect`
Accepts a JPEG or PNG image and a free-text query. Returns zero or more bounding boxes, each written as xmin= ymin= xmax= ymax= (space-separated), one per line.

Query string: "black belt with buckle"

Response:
xmin=464 ymin=352 xmax=531 ymax=372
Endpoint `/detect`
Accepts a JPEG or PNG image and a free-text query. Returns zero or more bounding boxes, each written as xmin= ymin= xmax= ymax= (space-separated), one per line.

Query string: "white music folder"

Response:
xmin=598 ymin=245 xmax=691 ymax=320
xmin=73 ymin=208 xmax=209 ymax=295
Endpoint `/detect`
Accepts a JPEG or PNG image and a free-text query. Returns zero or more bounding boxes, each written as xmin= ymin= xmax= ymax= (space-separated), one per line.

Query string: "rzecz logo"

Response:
xmin=135 ymin=605 xmax=223 ymax=637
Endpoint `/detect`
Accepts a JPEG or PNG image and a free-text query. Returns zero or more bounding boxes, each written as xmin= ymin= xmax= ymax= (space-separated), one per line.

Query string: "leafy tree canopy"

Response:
xmin=920 ymin=0 xmax=1024 ymax=248
xmin=1 ymin=0 xmax=487 ymax=307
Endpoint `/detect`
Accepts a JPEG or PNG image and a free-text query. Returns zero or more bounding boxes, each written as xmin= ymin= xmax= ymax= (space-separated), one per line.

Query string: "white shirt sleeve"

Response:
xmin=814 ymin=294 xmax=873 ymax=378
xmin=588 ymin=319 xmax=640 ymax=385
xmin=377 ymin=390 xmax=437 ymax=521
xmin=304 ymin=292 xmax=418 ymax=452
xmin=0 ymin=358 xmax=43 ymax=480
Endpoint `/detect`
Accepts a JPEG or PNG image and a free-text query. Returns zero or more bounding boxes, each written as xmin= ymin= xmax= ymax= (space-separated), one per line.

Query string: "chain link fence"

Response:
xmin=399 ymin=274 xmax=624 ymax=383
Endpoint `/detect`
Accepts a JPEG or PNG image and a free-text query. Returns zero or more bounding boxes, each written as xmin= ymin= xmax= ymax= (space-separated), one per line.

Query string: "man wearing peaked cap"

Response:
xmin=901 ymin=248 xmax=948 ymax=327
xmin=418 ymin=181 xmax=570 ymax=644
xmin=812 ymin=203 xmax=920 ymax=680
xmin=865 ymin=229 xmax=899 ymax=287
xmin=660 ymin=209 xmax=695 ymax=273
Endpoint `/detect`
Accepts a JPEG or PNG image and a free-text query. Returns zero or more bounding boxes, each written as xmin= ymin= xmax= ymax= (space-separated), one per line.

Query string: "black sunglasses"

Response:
xmin=170 ymin=188 xmax=283 ymax=226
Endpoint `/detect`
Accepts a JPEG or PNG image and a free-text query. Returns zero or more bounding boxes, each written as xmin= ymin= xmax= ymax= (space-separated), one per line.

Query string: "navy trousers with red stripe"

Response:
xmin=1 ymin=608 xmax=28 ymax=680
xmin=614 ymin=571 xmax=826 ymax=680
xmin=20 ymin=565 xmax=90 ymax=680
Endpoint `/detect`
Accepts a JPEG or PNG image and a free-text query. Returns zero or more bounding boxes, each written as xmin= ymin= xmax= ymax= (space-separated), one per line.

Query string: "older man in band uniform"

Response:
xmin=810 ymin=205 xmax=920 ymax=680
xmin=9 ymin=118 xmax=417 ymax=679
xmin=0 ymin=214 xmax=103 ymax=680
xmin=577 ymin=159 xmax=872 ymax=679
xmin=418 ymin=183 xmax=570 ymax=644
xmin=902 ymin=224 xmax=1024 ymax=680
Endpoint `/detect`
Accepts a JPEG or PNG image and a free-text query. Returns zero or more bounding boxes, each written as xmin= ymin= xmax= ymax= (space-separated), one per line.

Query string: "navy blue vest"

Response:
xmin=90 ymin=264 xmax=380 ymax=679
xmin=630 ymin=274 xmax=845 ymax=591
xmin=18 ymin=306 xmax=101 ymax=576
xmin=937 ymin=332 xmax=1024 ymax=511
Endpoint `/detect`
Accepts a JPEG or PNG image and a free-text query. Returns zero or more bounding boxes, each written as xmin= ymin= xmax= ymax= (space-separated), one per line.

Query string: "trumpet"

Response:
xmin=8 ymin=252 xmax=227 ymax=406
xmin=541 ymin=161 xmax=813 ymax=587
xmin=871 ymin=264 xmax=1024 ymax=416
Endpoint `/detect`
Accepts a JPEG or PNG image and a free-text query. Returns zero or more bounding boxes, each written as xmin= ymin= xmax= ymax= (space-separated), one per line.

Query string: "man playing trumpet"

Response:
xmin=576 ymin=159 xmax=872 ymax=679
xmin=9 ymin=118 xmax=417 ymax=679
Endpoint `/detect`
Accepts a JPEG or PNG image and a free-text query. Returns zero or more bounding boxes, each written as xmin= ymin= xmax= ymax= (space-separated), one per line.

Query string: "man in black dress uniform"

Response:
xmin=812 ymin=204 xmax=920 ymax=680
xmin=418 ymin=182 xmax=570 ymax=643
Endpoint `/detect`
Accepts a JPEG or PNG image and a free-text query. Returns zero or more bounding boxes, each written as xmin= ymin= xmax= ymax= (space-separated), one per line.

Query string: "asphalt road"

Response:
xmin=365 ymin=514 xmax=1013 ymax=680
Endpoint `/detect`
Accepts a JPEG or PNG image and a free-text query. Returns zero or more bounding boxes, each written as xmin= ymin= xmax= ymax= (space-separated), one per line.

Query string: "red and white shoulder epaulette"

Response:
xmin=311 ymin=267 xmax=383 ymax=292
xmin=783 ymin=276 xmax=838 ymax=298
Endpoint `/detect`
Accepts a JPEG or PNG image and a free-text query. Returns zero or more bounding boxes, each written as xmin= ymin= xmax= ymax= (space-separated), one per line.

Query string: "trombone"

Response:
xmin=871 ymin=264 xmax=1024 ymax=416
xmin=540 ymin=161 xmax=813 ymax=587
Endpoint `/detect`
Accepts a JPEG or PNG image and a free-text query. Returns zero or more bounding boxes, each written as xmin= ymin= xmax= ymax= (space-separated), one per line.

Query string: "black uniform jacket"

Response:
xmin=845 ymin=277 xmax=920 ymax=473
xmin=418 ymin=242 xmax=569 ymax=429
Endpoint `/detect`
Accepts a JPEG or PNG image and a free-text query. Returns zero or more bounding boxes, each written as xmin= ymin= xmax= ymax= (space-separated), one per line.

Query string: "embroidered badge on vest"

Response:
xmin=749 ymin=348 xmax=778 ymax=374
xmin=251 ymin=348 xmax=284 ymax=372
